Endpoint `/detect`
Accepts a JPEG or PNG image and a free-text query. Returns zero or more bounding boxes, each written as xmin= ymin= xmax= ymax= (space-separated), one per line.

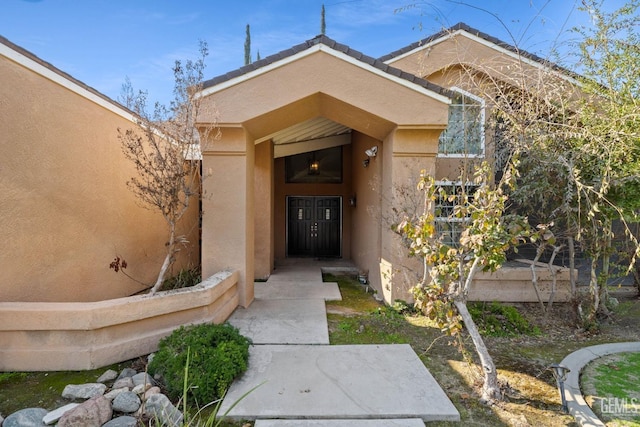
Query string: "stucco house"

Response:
xmin=0 ymin=23 xmax=576 ymax=306
xmin=196 ymin=22 xmax=577 ymax=308
xmin=0 ymin=22 xmax=581 ymax=370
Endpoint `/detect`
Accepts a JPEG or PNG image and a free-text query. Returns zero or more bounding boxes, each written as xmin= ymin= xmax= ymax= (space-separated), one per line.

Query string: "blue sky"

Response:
xmin=0 ymin=0 xmax=615 ymax=106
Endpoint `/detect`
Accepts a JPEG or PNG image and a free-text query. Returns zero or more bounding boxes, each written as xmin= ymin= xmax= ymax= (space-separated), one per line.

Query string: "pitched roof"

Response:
xmin=379 ymin=22 xmax=578 ymax=80
xmin=0 ymin=34 xmax=134 ymax=119
xmin=201 ymin=34 xmax=456 ymax=100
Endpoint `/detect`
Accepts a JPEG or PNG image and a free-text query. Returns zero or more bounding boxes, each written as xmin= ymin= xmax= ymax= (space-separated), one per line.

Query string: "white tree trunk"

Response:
xmin=149 ymin=223 xmax=176 ymax=294
xmin=454 ymin=300 xmax=502 ymax=402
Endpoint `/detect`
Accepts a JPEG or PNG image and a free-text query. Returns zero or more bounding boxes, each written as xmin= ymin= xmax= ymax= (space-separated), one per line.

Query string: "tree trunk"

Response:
xmin=588 ymin=256 xmax=600 ymax=324
xmin=454 ymin=300 xmax=502 ymax=402
xmin=568 ymin=237 xmax=576 ymax=296
xmin=544 ymin=245 xmax=562 ymax=320
xmin=149 ymin=223 xmax=176 ymax=294
xmin=530 ymin=245 xmax=546 ymax=312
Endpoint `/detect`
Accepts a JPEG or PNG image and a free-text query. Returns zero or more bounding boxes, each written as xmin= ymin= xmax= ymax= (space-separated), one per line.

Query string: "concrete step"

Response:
xmin=219 ymin=345 xmax=460 ymax=423
xmin=255 ymin=419 xmax=425 ymax=426
xmin=254 ymin=281 xmax=342 ymax=301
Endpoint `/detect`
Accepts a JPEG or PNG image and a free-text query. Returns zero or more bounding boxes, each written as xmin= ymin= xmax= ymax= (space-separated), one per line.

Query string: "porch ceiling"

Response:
xmin=256 ymin=117 xmax=351 ymax=146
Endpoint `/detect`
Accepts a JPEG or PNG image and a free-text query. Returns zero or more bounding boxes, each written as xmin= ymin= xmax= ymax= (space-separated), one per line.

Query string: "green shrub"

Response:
xmin=148 ymin=323 xmax=251 ymax=405
xmin=469 ymin=301 xmax=540 ymax=337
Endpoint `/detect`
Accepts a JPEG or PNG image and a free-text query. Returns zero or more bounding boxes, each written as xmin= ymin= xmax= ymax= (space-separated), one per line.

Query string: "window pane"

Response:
xmin=435 ymin=184 xmax=477 ymax=246
xmin=439 ymin=92 xmax=483 ymax=155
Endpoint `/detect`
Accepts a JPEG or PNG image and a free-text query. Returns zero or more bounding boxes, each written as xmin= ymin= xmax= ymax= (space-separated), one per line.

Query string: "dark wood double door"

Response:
xmin=287 ymin=196 xmax=341 ymax=258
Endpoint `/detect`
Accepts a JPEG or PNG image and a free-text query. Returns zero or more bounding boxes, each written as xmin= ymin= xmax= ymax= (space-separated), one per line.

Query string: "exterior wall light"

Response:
xmin=363 ymin=145 xmax=378 ymax=168
xmin=365 ymin=146 xmax=378 ymax=157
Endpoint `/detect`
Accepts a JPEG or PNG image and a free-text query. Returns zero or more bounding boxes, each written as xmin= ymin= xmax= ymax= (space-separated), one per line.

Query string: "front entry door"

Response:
xmin=287 ymin=196 xmax=341 ymax=257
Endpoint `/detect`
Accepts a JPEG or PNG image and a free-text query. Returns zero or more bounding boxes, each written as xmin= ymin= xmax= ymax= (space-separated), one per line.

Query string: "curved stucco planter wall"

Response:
xmin=0 ymin=270 xmax=239 ymax=371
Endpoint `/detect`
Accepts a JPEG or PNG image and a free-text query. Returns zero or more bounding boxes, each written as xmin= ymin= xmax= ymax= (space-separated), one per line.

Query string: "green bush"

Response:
xmin=148 ymin=323 xmax=251 ymax=405
xmin=469 ymin=301 xmax=540 ymax=337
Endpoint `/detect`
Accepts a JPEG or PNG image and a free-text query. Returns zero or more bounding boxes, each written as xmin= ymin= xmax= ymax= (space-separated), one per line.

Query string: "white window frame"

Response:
xmin=437 ymin=87 xmax=485 ymax=158
xmin=434 ymin=180 xmax=478 ymax=246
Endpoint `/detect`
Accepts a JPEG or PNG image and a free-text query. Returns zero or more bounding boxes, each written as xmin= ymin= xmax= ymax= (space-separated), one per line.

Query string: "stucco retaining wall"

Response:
xmin=0 ymin=270 xmax=239 ymax=371
xmin=469 ymin=261 xmax=574 ymax=302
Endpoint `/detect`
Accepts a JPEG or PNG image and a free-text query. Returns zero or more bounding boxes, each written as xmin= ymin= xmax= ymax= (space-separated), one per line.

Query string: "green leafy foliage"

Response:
xmin=469 ymin=302 xmax=541 ymax=337
xmin=396 ymin=162 xmax=532 ymax=336
xmin=149 ymin=323 xmax=251 ymax=405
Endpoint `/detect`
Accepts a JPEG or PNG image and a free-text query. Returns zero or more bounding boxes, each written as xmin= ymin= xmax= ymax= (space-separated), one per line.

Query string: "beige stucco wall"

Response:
xmin=198 ymin=50 xmax=449 ymax=136
xmin=350 ymin=132 xmax=383 ymax=284
xmin=0 ymin=47 xmax=199 ymax=302
xmin=201 ymin=126 xmax=254 ymax=307
xmin=387 ymin=33 xmax=559 ymax=91
xmin=0 ymin=270 xmax=239 ymax=371
xmin=379 ymin=128 xmax=442 ymax=302
xmin=254 ymin=140 xmax=274 ymax=279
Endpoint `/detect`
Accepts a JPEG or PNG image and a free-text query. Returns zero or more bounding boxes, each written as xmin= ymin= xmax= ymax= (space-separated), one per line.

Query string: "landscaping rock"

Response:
xmin=97 ymin=369 xmax=118 ymax=383
xmin=116 ymin=368 xmax=137 ymax=380
xmin=2 ymin=408 xmax=47 ymax=427
xmin=104 ymin=387 xmax=129 ymax=400
xmin=112 ymin=392 xmax=141 ymax=413
xmin=43 ymin=403 xmax=79 ymax=425
xmin=132 ymin=383 xmax=150 ymax=394
xmin=58 ymin=396 xmax=112 ymax=427
xmin=144 ymin=394 xmax=183 ymax=427
xmin=144 ymin=386 xmax=161 ymax=400
xmin=102 ymin=416 xmax=138 ymax=427
xmin=61 ymin=383 xmax=107 ymax=400
xmin=112 ymin=377 xmax=134 ymax=390
xmin=131 ymin=372 xmax=154 ymax=387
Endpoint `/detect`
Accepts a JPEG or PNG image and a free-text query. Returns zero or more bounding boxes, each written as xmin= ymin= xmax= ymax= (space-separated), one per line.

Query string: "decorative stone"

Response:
xmin=112 ymin=392 xmax=141 ymax=413
xmin=104 ymin=388 xmax=129 ymax=400
xmin=2 ymin=408 xmax=47 ymax=427
xmin=61 ymin=383 xmax=107 ymax=400
xmin=112 ymin=377 xmax=134 ymax=390
xmin=132 ymin=383 xmax=151 ymax=394
xmin=131 ymin=372 xmax=154 ymax=387
xmin=143 ymin=386 xmax=161 ymax=400
xmin=58 ymin=396 xmax=112 ymax=427
xmin=97 ymin=369 xmax=118 ymax=383
xmin=102 ymin=416 xmax=138 ymax=427
xmin=144 ymin=394 xmax=183 ymax=427
xmin=43 ymin=403 xmax=80 ymax=425
xmin=116 ymin=368 xmax=137 ymax=380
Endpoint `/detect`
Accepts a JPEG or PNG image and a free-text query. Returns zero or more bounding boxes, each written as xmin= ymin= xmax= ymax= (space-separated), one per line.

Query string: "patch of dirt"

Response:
xmin=325 ymin=305 xmax=364 ymax=316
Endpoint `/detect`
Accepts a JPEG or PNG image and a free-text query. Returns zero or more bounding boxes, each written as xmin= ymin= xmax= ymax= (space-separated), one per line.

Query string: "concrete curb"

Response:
xmin=560 ymin=341 xmax=640 ymax=427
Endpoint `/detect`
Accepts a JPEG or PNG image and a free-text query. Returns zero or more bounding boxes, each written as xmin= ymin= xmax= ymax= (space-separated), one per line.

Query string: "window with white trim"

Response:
xmin=435 ymin=182 xmax=478 ymax=246
xmin=438 ymin=87 xmax=485 ymax=157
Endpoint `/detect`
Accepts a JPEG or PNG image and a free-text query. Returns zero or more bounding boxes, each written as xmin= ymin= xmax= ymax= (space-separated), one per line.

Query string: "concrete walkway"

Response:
xmin=561 ymin=341 xmax=640 ymax=427
xmin=222 ymin=260 xmax=460 ymax=426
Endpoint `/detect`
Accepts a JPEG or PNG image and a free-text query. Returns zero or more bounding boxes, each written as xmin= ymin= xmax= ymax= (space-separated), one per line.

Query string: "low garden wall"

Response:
xmin=469 ymin=259 xmax=575 ymax=302
xmin=0 ymin=270 xmax=240 ymax=372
